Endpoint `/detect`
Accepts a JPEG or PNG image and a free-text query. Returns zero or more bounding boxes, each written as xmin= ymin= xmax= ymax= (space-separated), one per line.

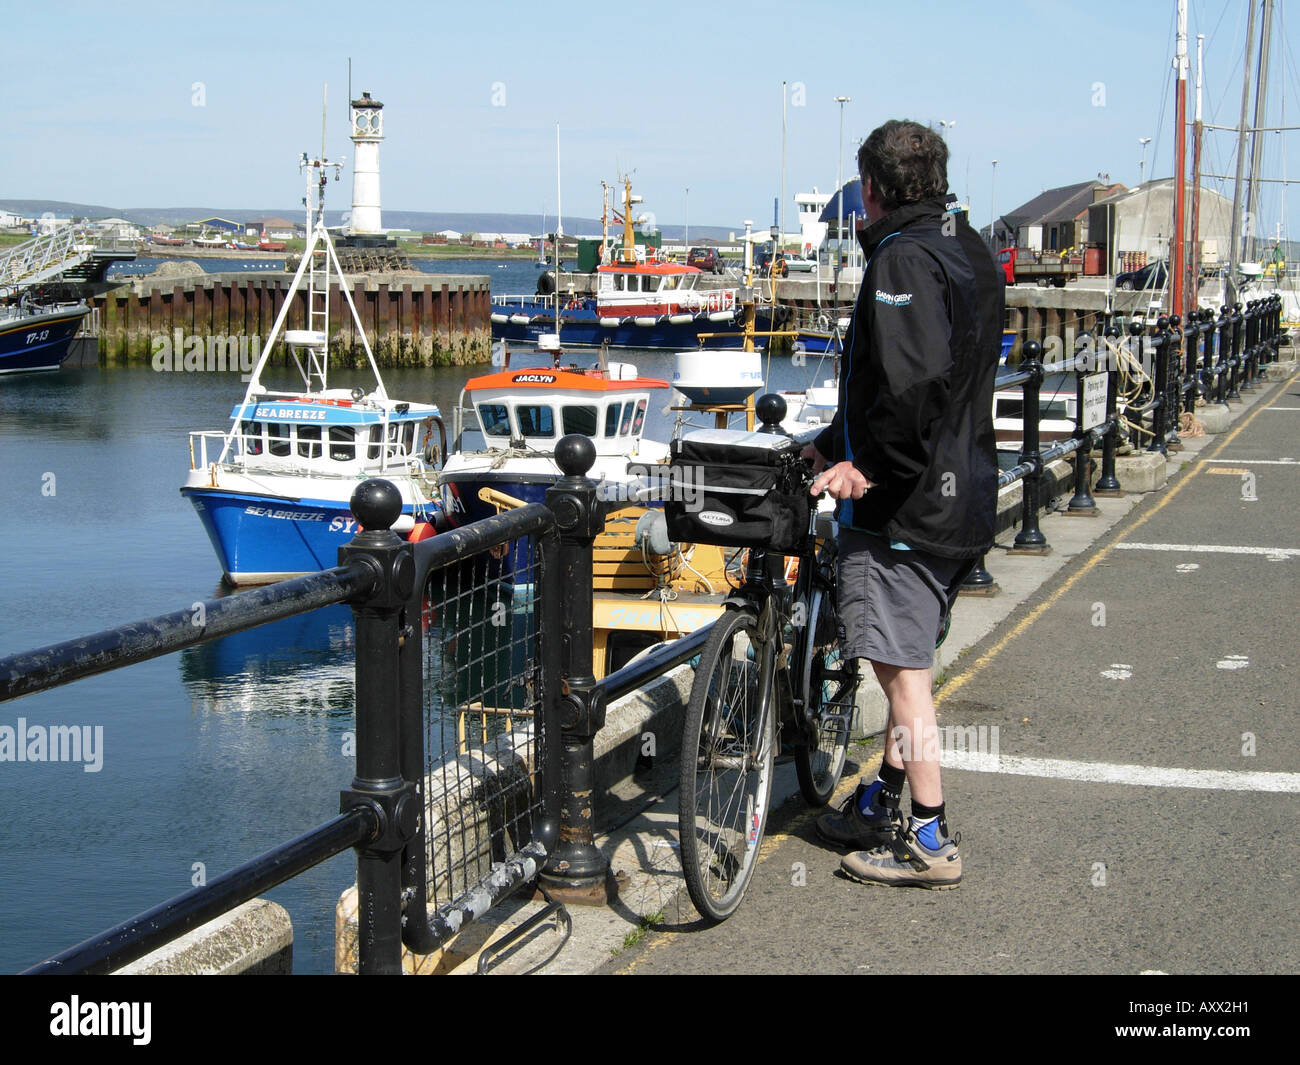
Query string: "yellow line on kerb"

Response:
xmin=935 ymin=367 xmax=1300 ymax=709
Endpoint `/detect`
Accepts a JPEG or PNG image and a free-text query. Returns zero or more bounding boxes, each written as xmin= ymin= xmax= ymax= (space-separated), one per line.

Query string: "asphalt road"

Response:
xmin=604 ymin=369 xmax=1300 ymax=976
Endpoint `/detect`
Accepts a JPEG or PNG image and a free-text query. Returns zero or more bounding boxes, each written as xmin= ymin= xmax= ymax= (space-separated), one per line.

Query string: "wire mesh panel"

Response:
xmin=419 ymin=536 xmax=546 ymax=910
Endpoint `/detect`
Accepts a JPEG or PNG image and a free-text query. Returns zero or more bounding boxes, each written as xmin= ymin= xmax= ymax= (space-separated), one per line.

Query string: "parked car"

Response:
xmin=753 ymin=247 xmax=789 ymax=278
xmin=1116 ymin=260 xmax=1168 ymax=291
xmin=686 ymin=246 xmax=724 ymax=274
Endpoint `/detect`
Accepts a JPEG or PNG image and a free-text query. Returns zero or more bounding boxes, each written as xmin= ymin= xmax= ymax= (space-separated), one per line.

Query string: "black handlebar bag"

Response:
xmin=665 ymin=428 xmax=810 ymax=554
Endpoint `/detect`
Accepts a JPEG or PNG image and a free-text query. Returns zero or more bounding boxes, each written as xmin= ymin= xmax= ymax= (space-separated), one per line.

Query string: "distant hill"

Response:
xmin=0 ymin=199 xmax=733 ymax=240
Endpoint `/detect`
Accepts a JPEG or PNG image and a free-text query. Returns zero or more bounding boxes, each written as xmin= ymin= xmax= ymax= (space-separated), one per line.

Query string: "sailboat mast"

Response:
xmin=780 ymin=81 xmax=787 ymax=263
xmin=1245 ymin=0 xmax=1275 ymax=265
xmin=1191 ymin=32 xmax=1204 ymax=309
xmin=1172 ymin=0 xmax=1188 ymax=318
xmin=1227 ymin=0 xmax=1260 ymax=308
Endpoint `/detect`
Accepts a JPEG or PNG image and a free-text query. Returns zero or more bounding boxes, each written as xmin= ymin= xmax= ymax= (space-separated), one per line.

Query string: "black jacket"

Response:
xmin=813 ymin=196 xmax=1004 ymax=559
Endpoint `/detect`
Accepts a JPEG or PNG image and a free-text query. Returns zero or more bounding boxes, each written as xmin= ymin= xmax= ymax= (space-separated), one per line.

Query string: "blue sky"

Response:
xmin=4 ymin=0 xmax=1298 ymax=241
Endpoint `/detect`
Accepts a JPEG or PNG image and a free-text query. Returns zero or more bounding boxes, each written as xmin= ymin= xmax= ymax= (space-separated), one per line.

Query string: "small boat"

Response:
xmin=440 ymin=333 xmax=671 ymax=531
xmin=0 ymin=296 xmax=90 ymax=375
xmin=181 ymin=147 xmax=447 ymax=585
xmin=491 ymin=176 xmax=790 ymax=349
xmin=193 ymin=233 xmax=227 ymax=248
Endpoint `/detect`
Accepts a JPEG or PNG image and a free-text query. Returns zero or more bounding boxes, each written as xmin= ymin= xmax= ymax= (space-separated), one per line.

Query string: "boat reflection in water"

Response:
xmin=179 ymin=601 xmax=356 ymax=719
xmin=178 ymin=546 xmax=539 ymax=760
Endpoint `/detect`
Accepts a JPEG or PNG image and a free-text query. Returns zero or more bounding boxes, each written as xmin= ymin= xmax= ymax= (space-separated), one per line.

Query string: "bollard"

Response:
xmin=1094 ymin=324 xmax=1123 ymax=497
xmin=339 ymin=479 xmax=419 ymax=975
xmin=1146 ymin=318 xmax=1169 ymax=457
xmin=538 ymin=434 xmax=614 ymax=904
xmin=1010 ymin=340 xmax=1050 ymax=555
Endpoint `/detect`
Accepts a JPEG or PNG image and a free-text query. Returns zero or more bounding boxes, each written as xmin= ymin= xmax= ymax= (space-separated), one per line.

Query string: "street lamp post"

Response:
xmin=835 ymin=95 xmax=850 ymax=291
xmin=939 ymin=119 xmax=956 ymax=141
xmin=684 ymin=186 xmax=689 ymax=248
xmin=989 ymin=159 xmax=998 ymax=250
xmin=1139 ymin=137 xmax=1152 ymax=185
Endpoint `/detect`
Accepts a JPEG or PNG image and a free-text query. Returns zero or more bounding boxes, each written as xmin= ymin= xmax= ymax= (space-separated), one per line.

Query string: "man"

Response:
xmin=803 ymin=119 xmax=1003 ymax=889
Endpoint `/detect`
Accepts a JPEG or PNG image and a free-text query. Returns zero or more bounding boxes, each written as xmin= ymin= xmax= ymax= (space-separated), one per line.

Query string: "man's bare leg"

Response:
xmin=873 ymin=660 xmax=942 ymax=807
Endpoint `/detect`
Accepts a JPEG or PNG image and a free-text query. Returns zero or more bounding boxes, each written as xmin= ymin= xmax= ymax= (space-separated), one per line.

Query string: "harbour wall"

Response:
xmin=91 ymin=271 xmax=493 ymax=367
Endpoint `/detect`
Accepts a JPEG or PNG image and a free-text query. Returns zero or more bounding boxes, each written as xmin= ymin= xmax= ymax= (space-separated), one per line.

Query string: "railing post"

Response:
xmin=1011 ymin=339 xmax=1050 ymax=555
xmin=1095 ymin=324 xmax=1123 ymax=496
xmin=1166 ymin=314 xmax=1183 ymax=450
xmin=1240 ymin=301 xmax=1255 ymax=390
xmin=1146 ymin=318 xmax=1169 ymax=457
xmin=959 ymin=553 xmax=999 ymax=596
xmin=1228 ymin=302 xmax=1245 ymax=399
xmin=538 ymin=434 xmax=613 ymax=903
xmin=1066 ymin=333 xmax=1099 ymax=516
xmin=338 ymin=479 xmax=419 ymax=975
xmin=1198 ymin=308 xmax=1216 ymax=401
xmin=1217 ymin=306 xmax=1234 ymax=403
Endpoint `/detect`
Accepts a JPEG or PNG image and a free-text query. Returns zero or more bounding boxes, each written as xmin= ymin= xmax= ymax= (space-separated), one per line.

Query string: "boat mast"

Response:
xmin=1191 ymin=32 xmax=1204 ymax=309
xmin=1172 ymin=0 xmax=1188 ymax=318
xmin=1245 ymin=0 xmax=1275 ymax=265
xmin=1227 ymin=0 xmax=1260 ymax=309
xmin=621 ymin=176 xmax=636 ymax=263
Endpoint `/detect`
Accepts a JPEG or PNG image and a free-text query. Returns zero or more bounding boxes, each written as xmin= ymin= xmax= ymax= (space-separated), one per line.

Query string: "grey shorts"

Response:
xmin=836 ymin=527 xmax=976 ymax=670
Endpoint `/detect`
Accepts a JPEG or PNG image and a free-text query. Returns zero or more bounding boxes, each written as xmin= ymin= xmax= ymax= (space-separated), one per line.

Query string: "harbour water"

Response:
xmin=0 ymin=335 xmax=840 ymax=973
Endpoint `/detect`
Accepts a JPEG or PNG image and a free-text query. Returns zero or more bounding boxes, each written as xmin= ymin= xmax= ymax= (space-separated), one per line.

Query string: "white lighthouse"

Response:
xmin=348 ymin=91 xmax=384 ymax=238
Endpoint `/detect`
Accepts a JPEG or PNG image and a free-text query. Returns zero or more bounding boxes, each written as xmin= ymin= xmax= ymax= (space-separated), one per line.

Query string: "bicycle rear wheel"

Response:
xmin=678 ymin=606 xmax=774 ymax=923
xmin=794 ymin=585 xmax=854 ymax=806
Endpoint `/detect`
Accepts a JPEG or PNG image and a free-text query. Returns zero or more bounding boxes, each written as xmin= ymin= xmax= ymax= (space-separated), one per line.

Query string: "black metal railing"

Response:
xmin=962 ymin=333 xmax=1124 ymax=591
xmin=5 ymin=423 xmax=676 ymax=974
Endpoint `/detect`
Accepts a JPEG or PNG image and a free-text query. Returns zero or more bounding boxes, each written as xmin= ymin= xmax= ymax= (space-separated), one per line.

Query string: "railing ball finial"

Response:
xmin=350 ymin=478 xmax=402 ymax=531
xmin=1022 ymin=339 xmax=1042 ymax=361
xmin=755 ymin=392 xmax=788 ymax=434
xmin=554 ymin=433 xmax=596 ymax=479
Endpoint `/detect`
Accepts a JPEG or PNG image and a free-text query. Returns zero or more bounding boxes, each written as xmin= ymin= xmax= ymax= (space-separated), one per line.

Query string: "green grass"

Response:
xmin=611 ymin=910 xmax=665 ymax=955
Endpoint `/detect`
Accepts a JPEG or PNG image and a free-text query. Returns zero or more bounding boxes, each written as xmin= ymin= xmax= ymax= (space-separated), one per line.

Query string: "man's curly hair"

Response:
xmin=857 ymin=120 xmax=949 ymax=212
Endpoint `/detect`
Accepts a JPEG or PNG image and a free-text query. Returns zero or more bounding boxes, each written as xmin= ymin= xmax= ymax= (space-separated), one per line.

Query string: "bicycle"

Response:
xmin=677 ymin=468 xmax=859 ymax=923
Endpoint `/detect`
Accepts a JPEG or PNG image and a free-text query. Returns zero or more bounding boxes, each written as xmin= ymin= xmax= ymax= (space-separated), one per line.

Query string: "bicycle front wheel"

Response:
xmin=794 ymin=585 xmax=853 ymax=806
xmin=678 ymin=606 xmax=775 ymax=923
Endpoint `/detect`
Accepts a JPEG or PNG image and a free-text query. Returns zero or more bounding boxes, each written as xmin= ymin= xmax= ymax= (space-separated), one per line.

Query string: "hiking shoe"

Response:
xmin=815 ymin=781 xmax=899 ymax=850
xmin=840 ymin=819 xmax=962 ymax=890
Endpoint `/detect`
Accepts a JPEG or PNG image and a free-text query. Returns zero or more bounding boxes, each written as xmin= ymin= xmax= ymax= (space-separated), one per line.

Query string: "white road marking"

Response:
xmin=1101 ymin=663 xmax=1133 ymax=680
xmin=941 ymin=751 xmax=1300 ymax=792
xmin=1115 ymin=542 xmax=1300 ymax=558
xmin=1216 ymin=654 xmax=1249 ymax=670
xmin=1175 ymin=563 xmax=1200 ymax=572
xmin=1261 ymin=407 xmax=1300 ymax=411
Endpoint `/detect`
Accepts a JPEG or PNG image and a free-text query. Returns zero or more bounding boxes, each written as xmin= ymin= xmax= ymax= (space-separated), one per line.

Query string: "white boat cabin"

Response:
xmin=456 ymin=362 xmax=669 ymax=457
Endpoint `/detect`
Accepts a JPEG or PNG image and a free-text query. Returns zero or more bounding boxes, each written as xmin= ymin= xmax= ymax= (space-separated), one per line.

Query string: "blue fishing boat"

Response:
xmin=181 ymin=148 xmax=447 ymax=585
xmin=0 ymin=299 xmax=89 ymax=375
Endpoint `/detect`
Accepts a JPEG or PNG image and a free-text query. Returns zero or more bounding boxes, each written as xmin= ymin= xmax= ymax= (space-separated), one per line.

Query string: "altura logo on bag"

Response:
xmin=874 ymin=289 xmax=912 ymax=307
xmin=698 ymin=511 xmax=735 ymax=527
